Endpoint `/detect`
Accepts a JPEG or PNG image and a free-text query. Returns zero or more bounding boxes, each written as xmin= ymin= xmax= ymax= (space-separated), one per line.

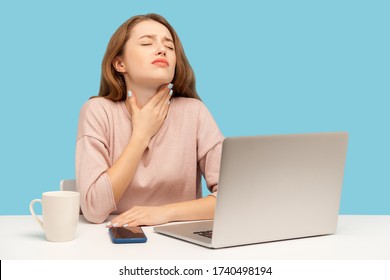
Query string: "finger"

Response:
xmin=119 ymin=208 xmax=150 ymax=227
xmin=155 ymin=87 xmax=172 ymax=112
xmin=106 ymin=215 xmax=142 ymax=228
xmin=146 ymin=83 xmax=173 ymax=109
xmin=124 ymin=219 xmax=142 ymax=227
xmin=108 ymin=213 xmax=136 ymax=228
xmin=159 ymin=104 xmax=170 ymax=122
xmin=158 ymin=90 xmax=171 ymax=116
xmin=106 ymin=215 xmax=123 ymax=228
xmin=112 ymin=205 xmax=147 ymax=227
xmin=152 ymin=84 xmax=171 ymax=107
xmin=120 ymin=217 xmax=138 ymax=228
xmin=158 ymin=87 xmax=173 ymax=107
xmin=127 ymin=91 xmax=140 ymax=114
xmin=107 ymin=207 xmax=135 ymax=227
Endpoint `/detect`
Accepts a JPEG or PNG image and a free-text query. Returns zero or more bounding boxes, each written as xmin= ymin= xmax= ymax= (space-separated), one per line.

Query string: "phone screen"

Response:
xmin=111 ymin=227 xmax=145 ymax=238
xmin=109 ymin=227 xmax=147 ymax=243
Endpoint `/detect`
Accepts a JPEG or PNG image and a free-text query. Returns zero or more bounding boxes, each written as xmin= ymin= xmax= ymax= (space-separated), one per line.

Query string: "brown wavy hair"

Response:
xmin=97 ymin=13 xmax=200 ymax=101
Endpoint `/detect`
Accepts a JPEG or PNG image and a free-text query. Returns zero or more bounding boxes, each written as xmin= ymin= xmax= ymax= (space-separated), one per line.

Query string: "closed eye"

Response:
xmin=140 ymin=42 xmax=174 ymax=50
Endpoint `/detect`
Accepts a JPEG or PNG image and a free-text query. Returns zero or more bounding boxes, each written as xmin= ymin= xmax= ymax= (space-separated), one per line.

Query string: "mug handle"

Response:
xmin=29 ymin=199 xmax=43 ymax=229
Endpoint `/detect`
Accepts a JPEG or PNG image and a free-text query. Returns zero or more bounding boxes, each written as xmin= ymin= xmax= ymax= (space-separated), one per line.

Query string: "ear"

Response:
xmin=112 ymin=57 xmax=126 ymax=73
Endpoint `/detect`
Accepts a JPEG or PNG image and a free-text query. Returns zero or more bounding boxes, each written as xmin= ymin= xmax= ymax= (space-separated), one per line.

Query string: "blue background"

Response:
xmin=1 ymin=0 xmax=389 ymax=215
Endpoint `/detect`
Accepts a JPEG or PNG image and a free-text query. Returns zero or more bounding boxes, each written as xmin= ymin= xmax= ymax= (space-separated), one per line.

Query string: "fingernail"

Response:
xmin=128 ymin=90 xmax=132 ymax=97
xmin=169 ymin=89 xmax=173 ymax=96
xmin=168 ymin=83 xmax=173 ymax=89
xmin=167 ymin=100 xmax=171 ymax=105
xmin=123 ymin=224 xmax=129 ymax=228
xmin=106 ymin=221 xmax=112 ymax=227
xmin=112 ymin=222 xmax=119 ymax=227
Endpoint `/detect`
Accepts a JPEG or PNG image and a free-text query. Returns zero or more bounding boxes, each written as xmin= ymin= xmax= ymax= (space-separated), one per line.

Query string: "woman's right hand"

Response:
xmin=107 ymin=83 xmax=173 ymax=204
xmin=128 ymin=83 xmax=173 ymax=143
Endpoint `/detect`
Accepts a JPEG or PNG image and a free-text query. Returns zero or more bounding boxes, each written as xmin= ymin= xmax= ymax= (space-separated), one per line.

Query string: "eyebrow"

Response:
xmin=138 ymin=34 xmax=174 ymax=43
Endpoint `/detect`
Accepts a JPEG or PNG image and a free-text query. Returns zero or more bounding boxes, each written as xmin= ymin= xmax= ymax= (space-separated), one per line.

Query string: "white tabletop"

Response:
xmin=1 ymin=215 xmax=389 ymax=260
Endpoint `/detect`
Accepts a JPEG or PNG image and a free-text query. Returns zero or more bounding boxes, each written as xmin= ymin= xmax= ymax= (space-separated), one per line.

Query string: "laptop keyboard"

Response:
xmin=193 ymin=230 xmax=213 ymax=239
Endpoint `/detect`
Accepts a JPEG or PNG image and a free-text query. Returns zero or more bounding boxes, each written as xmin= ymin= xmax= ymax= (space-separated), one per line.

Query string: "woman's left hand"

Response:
xmin=106 ymin=205 xmax=172 ymax=228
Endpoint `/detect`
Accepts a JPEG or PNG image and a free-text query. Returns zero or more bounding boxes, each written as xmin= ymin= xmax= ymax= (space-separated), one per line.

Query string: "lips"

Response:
xmin=152 ymin=58 xmax=169 ymax=66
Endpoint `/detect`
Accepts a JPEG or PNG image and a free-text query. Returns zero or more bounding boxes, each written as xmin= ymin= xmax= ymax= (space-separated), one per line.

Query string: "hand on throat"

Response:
xmin=128 ymin=84 xmax=160 ymax=109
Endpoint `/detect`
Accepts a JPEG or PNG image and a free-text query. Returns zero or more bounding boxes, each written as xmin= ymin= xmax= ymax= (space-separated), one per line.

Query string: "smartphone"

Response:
xmin=108 ymin=226 xmax=147 ymax=244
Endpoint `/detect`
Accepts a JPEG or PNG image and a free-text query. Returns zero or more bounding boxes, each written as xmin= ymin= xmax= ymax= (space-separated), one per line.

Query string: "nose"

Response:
xmin=156 ymin=43 xmax=167 ymax=57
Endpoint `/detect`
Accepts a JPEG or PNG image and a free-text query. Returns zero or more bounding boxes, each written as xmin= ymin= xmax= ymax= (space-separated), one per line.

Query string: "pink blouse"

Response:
xmin=75 ymin=97 xmax=224 ymax=223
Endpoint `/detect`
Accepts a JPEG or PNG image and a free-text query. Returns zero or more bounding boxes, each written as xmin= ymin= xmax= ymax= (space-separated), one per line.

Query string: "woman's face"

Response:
xmin=119 ymin=20 xmax=176 ymax=87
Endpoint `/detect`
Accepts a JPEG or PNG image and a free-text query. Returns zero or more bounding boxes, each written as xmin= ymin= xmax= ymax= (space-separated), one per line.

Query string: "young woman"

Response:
xmin=76 ymin=14 xmax=223 ymax=228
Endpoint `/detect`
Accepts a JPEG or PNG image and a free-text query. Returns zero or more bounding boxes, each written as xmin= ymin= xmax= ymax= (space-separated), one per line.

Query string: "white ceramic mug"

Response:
xmin=30 ymin=191 xmax=80 ymax=242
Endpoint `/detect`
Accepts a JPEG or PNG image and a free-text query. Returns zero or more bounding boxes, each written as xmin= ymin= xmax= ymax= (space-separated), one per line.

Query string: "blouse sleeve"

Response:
xmin=196 ymin=102 xmax=224 ymax=196
xmin=75 ymin=99 xmax=116 ymax=223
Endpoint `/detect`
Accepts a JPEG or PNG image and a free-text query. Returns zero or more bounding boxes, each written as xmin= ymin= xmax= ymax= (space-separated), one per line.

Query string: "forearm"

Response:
xmin=107 ymin=86 xmax=171 ymax=203
xmin=164 ymin=195 xmax=217 ymax=222
xmin=106 ymin=195 xmax=217 ymax=227
xmin=107 ymin=135 xmax=149 ymax=203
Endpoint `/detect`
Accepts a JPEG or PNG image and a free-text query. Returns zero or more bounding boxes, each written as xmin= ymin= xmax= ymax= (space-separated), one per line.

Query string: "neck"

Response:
xmin=127 ymin=83 xmax=159 ymax=109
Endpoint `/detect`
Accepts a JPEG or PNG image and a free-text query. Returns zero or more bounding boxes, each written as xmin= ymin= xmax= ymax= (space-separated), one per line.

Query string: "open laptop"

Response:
xmin=154 ymin=132 xmax=348 ymax=248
